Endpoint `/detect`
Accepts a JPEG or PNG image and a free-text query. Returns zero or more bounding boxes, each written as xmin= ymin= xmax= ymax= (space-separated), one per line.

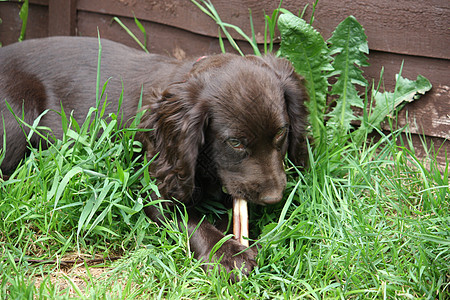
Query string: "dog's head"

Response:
xmin=139 ymin=54 xmax=308 ymax=205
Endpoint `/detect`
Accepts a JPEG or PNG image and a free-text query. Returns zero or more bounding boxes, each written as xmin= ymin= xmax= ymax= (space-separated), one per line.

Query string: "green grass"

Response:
xmin=1 ymin=89 xmax=448 ymax=299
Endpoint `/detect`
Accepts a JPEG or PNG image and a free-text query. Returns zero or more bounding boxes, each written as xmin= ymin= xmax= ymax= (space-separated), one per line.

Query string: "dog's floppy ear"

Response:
xmin=262 ymin=55 xmax=309 ymax=168
xmin=138 ymin=82 xmax=208 ymax=202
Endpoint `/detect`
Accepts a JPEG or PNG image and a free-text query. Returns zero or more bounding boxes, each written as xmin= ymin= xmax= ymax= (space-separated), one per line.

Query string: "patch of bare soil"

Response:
xmin=32 ymin=252 xmax=120 ymax=296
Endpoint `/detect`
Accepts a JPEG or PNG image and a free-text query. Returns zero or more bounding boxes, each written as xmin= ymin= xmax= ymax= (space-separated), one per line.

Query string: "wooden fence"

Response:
xmin=1 ymin=0 xmax=449 ymax=166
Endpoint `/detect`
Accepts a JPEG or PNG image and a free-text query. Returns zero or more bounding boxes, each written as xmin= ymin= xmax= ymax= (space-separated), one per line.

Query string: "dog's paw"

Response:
xmin=203 ymin=238 xmax=257 ymax=281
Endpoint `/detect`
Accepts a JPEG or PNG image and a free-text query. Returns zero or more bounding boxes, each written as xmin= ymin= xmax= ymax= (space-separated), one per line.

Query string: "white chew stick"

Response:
xmin=233 ymin=198 xmax=249 ymax=247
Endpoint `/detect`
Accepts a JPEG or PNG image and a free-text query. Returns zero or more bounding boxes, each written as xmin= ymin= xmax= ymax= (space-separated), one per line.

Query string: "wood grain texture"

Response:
xmin=76 ymin=0 xmax=450 ymax=60
xmin=300 ymin=0 xmax=450 ymax=60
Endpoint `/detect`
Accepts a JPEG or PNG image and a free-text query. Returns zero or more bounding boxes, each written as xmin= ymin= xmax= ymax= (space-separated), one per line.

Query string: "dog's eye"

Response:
xmin=275 ymin=127 xmax=287 ymax=141
xmin=227 ymin=138 xmax=245 ymax=150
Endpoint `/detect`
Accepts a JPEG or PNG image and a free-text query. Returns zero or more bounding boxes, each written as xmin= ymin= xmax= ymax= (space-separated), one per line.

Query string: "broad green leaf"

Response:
xmin=326 ymin=16 xmax=369 ymax=135
xmin=278 ymin=13 xmax=332 ymax=143
xmin=353 ymin=74 xmax=432 ymax=144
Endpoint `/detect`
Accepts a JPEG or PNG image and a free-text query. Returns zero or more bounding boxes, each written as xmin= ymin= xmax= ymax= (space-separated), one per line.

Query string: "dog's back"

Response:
xmin=0 ymin=37 xmax=183 ymax=174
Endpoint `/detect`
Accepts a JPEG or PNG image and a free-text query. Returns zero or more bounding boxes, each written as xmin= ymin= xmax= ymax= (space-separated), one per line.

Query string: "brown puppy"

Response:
xmin=0 ymin=37 xmax=308 ymax=278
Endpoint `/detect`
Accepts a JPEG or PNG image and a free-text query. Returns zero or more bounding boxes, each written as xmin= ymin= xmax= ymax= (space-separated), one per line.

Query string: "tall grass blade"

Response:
xmin=113 ymin=17 xmax=148 ymax=53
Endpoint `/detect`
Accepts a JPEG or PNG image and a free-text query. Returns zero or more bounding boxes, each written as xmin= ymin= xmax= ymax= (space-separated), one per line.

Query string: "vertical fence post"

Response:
xmin=48 ymin=0 xmax=77 ymax=36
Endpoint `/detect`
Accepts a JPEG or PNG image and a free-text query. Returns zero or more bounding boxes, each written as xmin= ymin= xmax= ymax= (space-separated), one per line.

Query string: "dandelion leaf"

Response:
xmin=278 ymin=12 xmax=332 ymax=143
xmin=326 ymin=16 xmax=369 ymax=135
xmin=353 ymin=74 xmax=432 ymax=144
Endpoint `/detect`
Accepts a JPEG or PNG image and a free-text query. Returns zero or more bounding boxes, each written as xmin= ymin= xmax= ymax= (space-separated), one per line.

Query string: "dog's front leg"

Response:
xmin=144 ymin=204 xmax=257 ymax=280
xmin=185 ymin=208 xmax=257 ymax=277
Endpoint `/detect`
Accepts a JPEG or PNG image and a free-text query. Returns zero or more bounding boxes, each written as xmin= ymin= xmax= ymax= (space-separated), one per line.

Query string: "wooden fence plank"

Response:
xmin=29 ymin=0 xmax=48 ymax=5
xmin=76 ymin=10 xmax=257 ymax=58
xmin=301 ymin=0 xmax=450 ymax=60
xmin=76 ymin=0 xmax=450 ymax=59
xmin=48 ymin=0 xmax=77 ymax=36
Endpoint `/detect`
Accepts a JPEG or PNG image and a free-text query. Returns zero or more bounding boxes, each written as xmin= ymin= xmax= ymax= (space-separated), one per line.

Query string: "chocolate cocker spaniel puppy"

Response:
xmin=0 ymin=37 xmax=308 ymax=278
